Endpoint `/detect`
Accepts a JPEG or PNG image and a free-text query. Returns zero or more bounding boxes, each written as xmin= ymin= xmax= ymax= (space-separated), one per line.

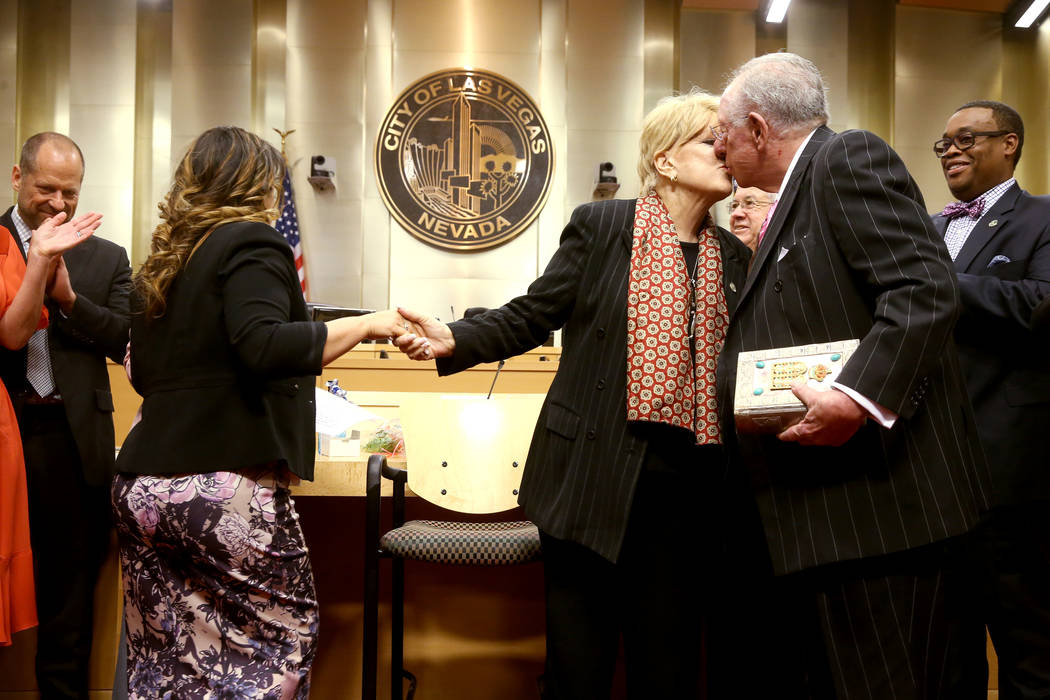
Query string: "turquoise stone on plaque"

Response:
xmin=830 ymin=353 xmax=841 ymax=362
xmin=756 ymin=361 xmax=765 ymax=368
xmin=753 ymin=388 xmax=763 ymax=395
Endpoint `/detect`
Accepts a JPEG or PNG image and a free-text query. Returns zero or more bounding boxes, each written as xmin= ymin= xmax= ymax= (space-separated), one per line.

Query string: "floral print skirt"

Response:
xmin=112 ymin=465 xmax=318 ymax=699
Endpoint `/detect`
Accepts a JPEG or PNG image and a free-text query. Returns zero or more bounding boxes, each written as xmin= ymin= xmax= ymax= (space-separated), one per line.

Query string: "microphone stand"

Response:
xmin=486 ymin=360 xmax=505 ymax=400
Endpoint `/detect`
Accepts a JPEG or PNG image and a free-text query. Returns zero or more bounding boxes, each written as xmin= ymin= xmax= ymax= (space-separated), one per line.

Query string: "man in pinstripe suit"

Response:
xmin=712 ymin=53 xmax=991 ymax=699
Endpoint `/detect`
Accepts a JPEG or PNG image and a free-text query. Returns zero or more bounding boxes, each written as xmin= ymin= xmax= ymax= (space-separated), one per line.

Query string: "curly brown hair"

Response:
xmin=135 ymin=126 xmax=286 ymax=318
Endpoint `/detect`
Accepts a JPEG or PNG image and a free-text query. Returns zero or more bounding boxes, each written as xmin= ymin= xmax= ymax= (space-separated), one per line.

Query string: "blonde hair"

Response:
xmin=135 ymin=126 xmax=285 ymax=319
xmin=637 ymin=88 xmax=721 ymax=195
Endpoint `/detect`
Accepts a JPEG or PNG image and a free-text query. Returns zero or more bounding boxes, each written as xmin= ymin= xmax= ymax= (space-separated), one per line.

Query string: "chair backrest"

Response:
xmin=397 ymin=393 xmax=545 ymax=514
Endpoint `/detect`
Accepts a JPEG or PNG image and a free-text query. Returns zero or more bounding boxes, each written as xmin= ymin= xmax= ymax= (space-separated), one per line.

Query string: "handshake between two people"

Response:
xmin=347 ymin=307 xmax=454 ymax=362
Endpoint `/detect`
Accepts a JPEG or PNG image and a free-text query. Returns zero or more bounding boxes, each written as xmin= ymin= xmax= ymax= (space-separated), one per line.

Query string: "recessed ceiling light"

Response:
xmin=766 ymin=0 xmax=792 ymax=24
xmin=1016 ymin=0 xmax=1050 ymax=28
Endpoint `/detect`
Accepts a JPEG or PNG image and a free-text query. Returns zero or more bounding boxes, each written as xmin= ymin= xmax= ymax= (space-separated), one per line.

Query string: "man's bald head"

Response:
xmin=12 ymin=132 xmax=85 ymax=230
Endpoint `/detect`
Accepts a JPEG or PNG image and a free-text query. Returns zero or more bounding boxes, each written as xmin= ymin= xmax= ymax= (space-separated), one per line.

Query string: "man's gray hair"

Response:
xmin=724 ymin=52 xmax=829 ymax=134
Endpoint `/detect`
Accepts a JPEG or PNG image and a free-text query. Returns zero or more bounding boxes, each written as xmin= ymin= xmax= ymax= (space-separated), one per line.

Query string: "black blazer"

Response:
xmin=436 ymin=198 xmax=751 ymax=562
xmin=116 ymin=221 xmax=326 ymax=480
xmin=716 ymin=127 xmax=991 ymax=576
xmin=0 ymin=207 xmax=131 ymax=486
xmin=932 ymin=183 xmax=1050 ymax=505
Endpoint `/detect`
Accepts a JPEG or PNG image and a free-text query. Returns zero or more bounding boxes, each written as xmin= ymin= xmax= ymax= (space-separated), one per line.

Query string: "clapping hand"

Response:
xmin=393 ymin=307 xmax=455 ymax=360
xmin=29 ymin=211 xmax=103 ymax=259
xmin=45 ymin=256 xmax=77 ymax=313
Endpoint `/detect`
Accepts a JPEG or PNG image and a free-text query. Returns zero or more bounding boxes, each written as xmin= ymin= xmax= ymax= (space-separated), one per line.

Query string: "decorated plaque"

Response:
xmin=375 ymin=68 xmax=555 ymax=251
xmin=734 ymin=339 xmax=860 ymax=434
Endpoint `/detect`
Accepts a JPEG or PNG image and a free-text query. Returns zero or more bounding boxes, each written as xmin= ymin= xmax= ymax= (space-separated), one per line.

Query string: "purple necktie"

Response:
xmin=940 ymin=197 xmax=984 ymax=221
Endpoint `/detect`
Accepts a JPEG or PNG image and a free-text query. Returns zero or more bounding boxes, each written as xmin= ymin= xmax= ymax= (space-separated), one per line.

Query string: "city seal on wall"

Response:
xmin=375 ymin=68 xmax=554 ymax=251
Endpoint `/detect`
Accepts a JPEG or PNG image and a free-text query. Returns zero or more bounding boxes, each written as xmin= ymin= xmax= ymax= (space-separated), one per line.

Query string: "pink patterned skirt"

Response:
xmin=112 ymin=465 xmax=318 ymax=699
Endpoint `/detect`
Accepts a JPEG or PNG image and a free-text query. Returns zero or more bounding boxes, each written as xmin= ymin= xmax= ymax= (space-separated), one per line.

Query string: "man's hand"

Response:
xmin=45 ymin=257 xmax=77 ymax=314
xmin=393 ymin=306 xmax=455 ymax=360
xmin=29 ymin=211 xmax=102 ymax=259
xmin=777 ymin=381 xmax=866 ymax=446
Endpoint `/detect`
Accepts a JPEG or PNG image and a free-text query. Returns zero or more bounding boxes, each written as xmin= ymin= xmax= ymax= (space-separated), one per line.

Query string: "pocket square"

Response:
xmin=778 ymin=247 xmax=790 ymax=262
xmin=988 ymin=254 xmax=1011 ymax=267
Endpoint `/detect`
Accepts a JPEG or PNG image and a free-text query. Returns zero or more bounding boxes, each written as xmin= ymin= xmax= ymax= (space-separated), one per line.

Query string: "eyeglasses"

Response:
xmin=727 ymin=198 xmax=774 ymax=214
xmin=711 ymin=123 xmax=730 ymax=142
xmin=932 ymin=130 xmax=1011 ymax=158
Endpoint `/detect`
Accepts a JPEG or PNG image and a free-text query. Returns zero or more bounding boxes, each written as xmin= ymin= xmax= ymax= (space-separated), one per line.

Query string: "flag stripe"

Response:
xmin=275 ymin=167 xmax=307 ymax=298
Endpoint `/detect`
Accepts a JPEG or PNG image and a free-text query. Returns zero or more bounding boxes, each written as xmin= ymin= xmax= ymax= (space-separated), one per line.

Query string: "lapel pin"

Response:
xmin=729 ymin=282 xmax=737 ymax=292
xmin=988 ymin=220 xmax=998 ymax=227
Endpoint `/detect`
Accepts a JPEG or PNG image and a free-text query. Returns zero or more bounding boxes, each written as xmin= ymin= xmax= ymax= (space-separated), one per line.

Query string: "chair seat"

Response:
xmin=380 ymin=520 xmax=542 ymax=565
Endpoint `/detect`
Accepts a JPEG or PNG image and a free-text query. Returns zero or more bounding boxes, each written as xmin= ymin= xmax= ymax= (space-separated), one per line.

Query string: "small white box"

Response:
xmin=317 ymin=429 xmax=361 ymax=458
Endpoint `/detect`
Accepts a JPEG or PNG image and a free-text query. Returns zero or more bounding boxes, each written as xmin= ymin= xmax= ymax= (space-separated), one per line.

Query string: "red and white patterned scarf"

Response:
xmin=626 ymin=192 xmax=728 ymax=444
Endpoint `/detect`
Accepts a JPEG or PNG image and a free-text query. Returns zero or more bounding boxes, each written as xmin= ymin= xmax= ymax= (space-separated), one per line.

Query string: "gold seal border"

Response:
xmin=373 ymin=67 xmax=556 ymax=253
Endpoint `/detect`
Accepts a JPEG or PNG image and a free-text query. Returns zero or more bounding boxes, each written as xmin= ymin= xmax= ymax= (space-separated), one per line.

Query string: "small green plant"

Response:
xmin=363 ymin=424 xmax=404 ymax=456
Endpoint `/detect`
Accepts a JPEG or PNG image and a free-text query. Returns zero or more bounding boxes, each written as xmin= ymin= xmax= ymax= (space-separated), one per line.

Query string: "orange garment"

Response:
xmin=0 ymin=227 xmax=44 ymax=645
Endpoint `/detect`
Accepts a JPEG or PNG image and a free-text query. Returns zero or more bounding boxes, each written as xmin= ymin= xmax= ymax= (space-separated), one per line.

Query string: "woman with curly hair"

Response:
xmin=112 ymin=126 xmax=405 ymax=698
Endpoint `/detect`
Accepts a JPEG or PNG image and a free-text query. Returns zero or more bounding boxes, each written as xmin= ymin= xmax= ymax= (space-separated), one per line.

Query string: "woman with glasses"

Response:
xmin=393 ymin=90 xmax=752 ymax=699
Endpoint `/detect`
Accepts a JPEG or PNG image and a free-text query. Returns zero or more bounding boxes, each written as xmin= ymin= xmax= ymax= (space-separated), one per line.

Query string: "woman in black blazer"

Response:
xmin=396 ymin=91 xmax=751 ymax=699
xmin=112 ymin=126 xmax=405 ymax=698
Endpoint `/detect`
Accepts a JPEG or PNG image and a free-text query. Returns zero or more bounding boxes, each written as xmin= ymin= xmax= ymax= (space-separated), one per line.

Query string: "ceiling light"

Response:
xmin=766 ymin=0 xmax=791 ymax=23
xmin=1015 ymin=0 xmax=1050 ymax=28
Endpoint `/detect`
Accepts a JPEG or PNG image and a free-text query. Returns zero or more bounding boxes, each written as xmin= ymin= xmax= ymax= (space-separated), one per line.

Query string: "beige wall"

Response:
xmin=679 ymin=1 xmax=1049 ymax=215
xmin=3 ymin=3 xmax=1048 ymax=696
xmin=0 ymin=0 xmax=16 ymax=182
xmin=895 ymin=5 xmax=1003 ymax=211
xmin=70 ymin=0 xmax=137 ymax=254
xmin=4 ymin=0 xmax=1046 ymax=311
xmin=286 ymin=0 xmax=368 ymax=306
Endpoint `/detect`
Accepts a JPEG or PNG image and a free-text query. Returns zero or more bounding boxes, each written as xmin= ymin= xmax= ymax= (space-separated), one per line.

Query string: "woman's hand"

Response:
xmin=362 ymin=309 xmax=414 ymax=341
xmin=393 ymin=307 xmax=455 ymax=360
xmin=323 ymin=309 xmax=414 ymax=365
xmin=28 ymin=211 xmax=103 ymax=260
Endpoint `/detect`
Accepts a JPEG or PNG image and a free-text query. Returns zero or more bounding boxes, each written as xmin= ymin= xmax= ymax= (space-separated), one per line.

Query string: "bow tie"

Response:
xmin=941 ymin=197 xmax=984 ymax=221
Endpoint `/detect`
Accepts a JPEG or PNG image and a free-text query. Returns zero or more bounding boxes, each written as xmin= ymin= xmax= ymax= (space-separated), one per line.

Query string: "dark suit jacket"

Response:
xmin=436 ymin=198 xmax=751 ymax=562
xmin=0 ymin=206 xmax=131 ymax=486
xmin=716 ymin=127 xmax=990 ymax=576
xmin=932 ymin=183 xmax=1050 ymax=505
xmin=115 ymin=221 xmax=326 ymax=480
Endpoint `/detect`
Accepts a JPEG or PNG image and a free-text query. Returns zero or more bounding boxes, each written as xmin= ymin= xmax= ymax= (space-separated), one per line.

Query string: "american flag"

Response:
xmin=275 ymin=167 xmax=308 ymax=297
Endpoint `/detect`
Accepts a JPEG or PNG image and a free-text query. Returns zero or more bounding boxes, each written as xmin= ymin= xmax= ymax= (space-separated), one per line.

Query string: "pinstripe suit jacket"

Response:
xmin=932 ymin=184 xmax=1050 ymax=505
xmin=716 ymin=126 xmax=991 ymax=576
xmin=436 ymin=197 xmax=751 ymax=562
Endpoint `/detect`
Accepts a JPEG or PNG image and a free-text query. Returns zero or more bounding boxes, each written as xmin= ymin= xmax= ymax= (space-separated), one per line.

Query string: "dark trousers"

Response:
xmin=539 ymin=467 xmax=741 ymax=700
xmin=956 ymin=504 xmax=1050 ymax=700
xmin=744 ymin=539 xmax=973 ymax=700
xmin=19 ymin=404 xmax=110 ymax=700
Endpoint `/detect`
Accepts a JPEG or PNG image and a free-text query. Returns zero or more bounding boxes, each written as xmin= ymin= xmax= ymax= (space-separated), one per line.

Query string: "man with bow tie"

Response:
xmin=932 ymin=100 xmax=1050 ymax=699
